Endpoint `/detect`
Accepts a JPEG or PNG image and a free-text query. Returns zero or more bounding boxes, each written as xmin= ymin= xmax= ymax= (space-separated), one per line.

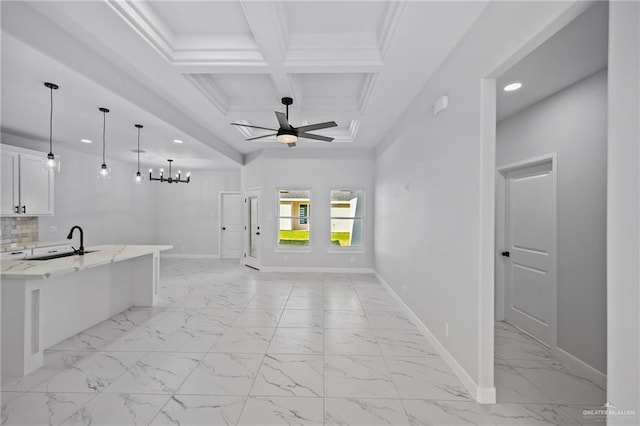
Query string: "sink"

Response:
xmin=26 ymin=250 xmax=97 ymax=261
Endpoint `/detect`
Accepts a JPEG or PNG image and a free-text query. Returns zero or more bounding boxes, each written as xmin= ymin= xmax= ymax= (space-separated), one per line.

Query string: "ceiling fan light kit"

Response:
xmin=231 ymin=97 xmax=337 ymax=148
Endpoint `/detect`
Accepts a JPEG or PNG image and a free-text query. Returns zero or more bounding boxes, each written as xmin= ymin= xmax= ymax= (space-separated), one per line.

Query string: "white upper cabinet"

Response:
xmin=1 ymin=145 xmax=54 ymax=216
xmin=1 ymin=150 xmax=20 ymax=215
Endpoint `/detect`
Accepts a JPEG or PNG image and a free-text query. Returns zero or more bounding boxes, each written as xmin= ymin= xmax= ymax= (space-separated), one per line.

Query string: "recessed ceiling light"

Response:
xmin=81 ymin=139 xmax=92 ymax=143
xmin=173 ymin=139 xmax=183 ymax=144
xmin=503 ymin=82 xmax=523 ymax=92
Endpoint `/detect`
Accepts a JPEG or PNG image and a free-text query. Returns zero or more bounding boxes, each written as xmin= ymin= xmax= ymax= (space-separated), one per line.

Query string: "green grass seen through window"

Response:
xmin=278 ymin=230 xmax=351 ymax=246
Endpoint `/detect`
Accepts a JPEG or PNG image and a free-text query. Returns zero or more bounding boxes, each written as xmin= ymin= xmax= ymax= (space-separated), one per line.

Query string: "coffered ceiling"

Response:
xmin=1 ymin=1 xmax=489 ymax=168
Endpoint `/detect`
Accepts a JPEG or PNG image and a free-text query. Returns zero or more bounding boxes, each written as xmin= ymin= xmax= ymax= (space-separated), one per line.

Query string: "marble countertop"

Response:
xmin=1 ymin=240 xmax=70 ymax=253
xmin=1 ymin=244 xmax=172 ymax=279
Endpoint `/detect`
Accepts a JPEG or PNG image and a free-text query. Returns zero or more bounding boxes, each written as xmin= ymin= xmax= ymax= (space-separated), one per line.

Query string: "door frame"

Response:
xmin=244 ymin=188 xmax=261 ymax=269
xmin=218 ymin=191 xmax=242 ymax=259
xmin=496 ymin=153 xmax=558 ymax=348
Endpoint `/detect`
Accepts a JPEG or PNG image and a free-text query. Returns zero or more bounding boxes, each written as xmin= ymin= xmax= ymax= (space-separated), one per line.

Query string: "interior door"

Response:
xmin=504 ymin=160 xmax=556 ymax=346
xmin=244 ymin=189 xmax=260 ymax=269
xmin=220 ymin=192 xmax=243 ymax=258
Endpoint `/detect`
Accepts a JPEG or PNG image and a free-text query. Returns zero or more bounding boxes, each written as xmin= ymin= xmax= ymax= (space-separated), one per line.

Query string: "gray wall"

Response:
xmin=374 ymin=1 xmax=592 ymax=395
xmin=1 ymin=135 xmax=156 ymax=247
xmin=497 ymin=69 xmax=607 ymax=373
xmin=607 ymin=0 xmax=640 ymax=414
xmin=153 ymin=170 xmax=241 ymax=256
xmin=243 ymin=149 xmax=375 ymax=270
xmin=1 ymin=133 xmax=242 ymax=257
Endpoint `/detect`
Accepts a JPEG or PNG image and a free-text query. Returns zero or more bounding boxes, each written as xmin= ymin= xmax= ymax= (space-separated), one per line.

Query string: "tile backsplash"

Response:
xmin=1 ymin=217 xmax=39 ymax=244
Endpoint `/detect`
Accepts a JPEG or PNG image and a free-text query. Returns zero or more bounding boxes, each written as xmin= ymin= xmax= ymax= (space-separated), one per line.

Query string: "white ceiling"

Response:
xmin=497 ymin=1 xmax=608 ymax=122
xmin=1 ymin=0 xmax=489 ymax=168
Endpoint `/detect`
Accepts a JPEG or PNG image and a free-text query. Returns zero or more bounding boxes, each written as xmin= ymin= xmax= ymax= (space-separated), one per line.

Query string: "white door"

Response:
xmin=20 ymin=153 xmax=54 ymax=215
xmin=220 ymin=192 xmax=243 ymax=258
xmin=244 ymin=189 xmax=260 ymax=269
xmin=1 ymin=150 xmax=20 ymax=215
xmin=503 ymin=160 xmax=556 ymax=346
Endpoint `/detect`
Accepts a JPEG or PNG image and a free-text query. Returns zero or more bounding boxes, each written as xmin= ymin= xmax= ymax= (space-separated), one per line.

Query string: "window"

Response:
xmin=278 ymin=189 xmax=311 ymax=246
xmin=330 ymin=189 xmax=363 ymax=248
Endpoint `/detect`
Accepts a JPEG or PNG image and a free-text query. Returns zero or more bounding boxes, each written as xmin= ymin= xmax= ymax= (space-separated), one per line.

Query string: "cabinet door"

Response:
xmin=1 ymin=150 xmax=20 ymax=215
xmin=19 ymin=153 xmax=54 ymax=215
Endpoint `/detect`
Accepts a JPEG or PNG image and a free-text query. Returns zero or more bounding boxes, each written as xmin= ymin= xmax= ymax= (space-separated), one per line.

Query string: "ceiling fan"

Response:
xmin=231 ymin=97 xmax=337 ymax=147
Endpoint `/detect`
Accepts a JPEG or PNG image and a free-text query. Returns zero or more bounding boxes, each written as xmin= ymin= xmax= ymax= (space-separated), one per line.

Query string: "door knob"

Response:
xmin=256 ymin=232 xmax=260 ymax=235
xmin=501 ymin=251 xmax=510 ymax=257
xmin=222 ymin=227 xmax=226 ymax=230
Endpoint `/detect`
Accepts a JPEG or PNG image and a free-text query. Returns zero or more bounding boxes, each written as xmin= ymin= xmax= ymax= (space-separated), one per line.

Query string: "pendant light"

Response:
xmin=97 ymin=107 xmax=111 ymax=179
xmin=134 ymin=124 xmax=143 ymax=183
xmin=43 ymin=82 xmax=60 ymax=171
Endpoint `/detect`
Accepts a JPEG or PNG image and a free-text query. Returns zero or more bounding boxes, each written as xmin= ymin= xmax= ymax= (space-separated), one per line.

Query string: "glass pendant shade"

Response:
xmin=135 ymin=171 xmax=143 ymax=184
xmin=98 ymin=163 xmax=111 ymax=179
xmin=44 ymin=153 xmax=60 ymax=172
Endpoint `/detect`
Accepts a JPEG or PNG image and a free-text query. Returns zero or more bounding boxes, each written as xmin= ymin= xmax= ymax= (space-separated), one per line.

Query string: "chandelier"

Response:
xmin=149 ymin=159 xmax=190 ymax=184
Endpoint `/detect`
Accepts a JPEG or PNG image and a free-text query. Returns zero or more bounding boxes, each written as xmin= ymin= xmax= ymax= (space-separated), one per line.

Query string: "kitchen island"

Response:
xmin=1 ymin=244 xmax=172 ymax=376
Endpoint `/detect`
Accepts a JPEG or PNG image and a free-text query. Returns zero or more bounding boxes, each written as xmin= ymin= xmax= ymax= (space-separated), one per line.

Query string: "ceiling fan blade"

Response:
xmin=295 ymin=121 xmax=338 ymax=133
xmin=298 ymin=132 xmax=334 ymax=142
xmin=275 ymin=111 xmax=291 ymax=130
xmin=231 ymin=123 xmax=278 ymax=132
xmin=287 ymin=142 xmax=296 ymax=148
xmin=246 ymin=133 xmax=277 ymax=141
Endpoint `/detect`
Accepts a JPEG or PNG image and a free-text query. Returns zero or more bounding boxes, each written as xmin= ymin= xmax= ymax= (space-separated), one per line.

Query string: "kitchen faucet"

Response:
xmin=66 ymin=226 xmax=85 ymax=255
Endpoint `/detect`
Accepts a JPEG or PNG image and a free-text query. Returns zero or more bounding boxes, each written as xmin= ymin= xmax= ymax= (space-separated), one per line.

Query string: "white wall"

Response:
xmin=1 ymin=134 xmax=155 ymax=246
xmin=152 ymin=170 xmax=240 ymax=256
xmin=497 ymin=70 xmax=607 ymax=373
xmin=1 ymin=133 xmax=242 ymax=258
xmin=243 ymin=149 xmax=375 ymax=270
xmin=374 ymin=1 xmax=592 ymax=400
xmin=607 ymin=0 xmax=640 ymax=417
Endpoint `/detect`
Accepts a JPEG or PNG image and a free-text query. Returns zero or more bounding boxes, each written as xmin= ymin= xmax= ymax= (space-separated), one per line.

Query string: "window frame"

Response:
xmin=328 ymin=188 xmax=366 ymax=253
xmin=275 ymin=187 xmax=313 ymax=252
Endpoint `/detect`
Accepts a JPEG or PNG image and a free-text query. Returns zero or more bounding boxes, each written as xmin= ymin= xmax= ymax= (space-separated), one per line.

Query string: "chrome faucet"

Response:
xmin=66 ymin=226 xmax=85 ymax=255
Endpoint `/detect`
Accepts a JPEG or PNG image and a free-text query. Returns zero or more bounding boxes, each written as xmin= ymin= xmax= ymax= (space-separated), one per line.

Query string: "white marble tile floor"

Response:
xmin=1 ymin=259 xmax=608 ymax=425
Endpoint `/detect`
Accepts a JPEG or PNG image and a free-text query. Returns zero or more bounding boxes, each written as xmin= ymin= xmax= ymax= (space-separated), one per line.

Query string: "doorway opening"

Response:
xmin=244 ymin=188 xmax=261 ymax=270
xmin=493 ymin=1 xmax=607 ymax=408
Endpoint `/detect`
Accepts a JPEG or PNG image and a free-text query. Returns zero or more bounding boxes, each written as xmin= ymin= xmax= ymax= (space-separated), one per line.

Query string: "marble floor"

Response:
xmin=1 ymin=259 xmax=606 ymax=425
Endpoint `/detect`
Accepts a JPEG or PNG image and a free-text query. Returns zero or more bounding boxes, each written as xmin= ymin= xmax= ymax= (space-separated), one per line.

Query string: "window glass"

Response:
xmin=278 ymin=189 xmax=311 ymax=246
xmin=330 ymin=190 xmax=363 ymax=247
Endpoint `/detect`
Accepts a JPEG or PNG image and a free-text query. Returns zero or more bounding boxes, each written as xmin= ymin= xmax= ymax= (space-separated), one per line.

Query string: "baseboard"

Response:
xmin=375 ymin=272 xmax=496 ymax=404
xmin=554 ymin=346 xmax=606 ymax=389
xmin=260 ymin=266 xmax=375 ymax=273
xmin=160 ymin=254 xmax=221 ymax=259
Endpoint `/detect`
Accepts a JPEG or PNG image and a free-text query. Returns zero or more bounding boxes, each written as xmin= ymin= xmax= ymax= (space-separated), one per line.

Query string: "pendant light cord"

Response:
xmin=137 ymin=127 xmax=141 ymax=172
xmin=49 ymin=86 xmax=53 ymax=154
xmin=102 ymin=110 xmax=106 ymax=165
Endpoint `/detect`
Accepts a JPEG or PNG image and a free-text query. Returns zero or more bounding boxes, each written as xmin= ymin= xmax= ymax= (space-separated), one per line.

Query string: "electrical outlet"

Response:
xmin=402 ymin=284 xmax=407 ymax=295
xmin=350 ymin=256 xmax=355 ymax=263
xmin=49 ymin=225 xmax=57 ymax=233
xmin=283 ymin=255 xmax=288 ymax=261
xmin=444 ymin=322 xmax=450 ymax=337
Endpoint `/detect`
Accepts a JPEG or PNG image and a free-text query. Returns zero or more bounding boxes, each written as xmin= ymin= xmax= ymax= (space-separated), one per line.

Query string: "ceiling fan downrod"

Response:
xmin=282 ymin=96 xmax=293 ymax=121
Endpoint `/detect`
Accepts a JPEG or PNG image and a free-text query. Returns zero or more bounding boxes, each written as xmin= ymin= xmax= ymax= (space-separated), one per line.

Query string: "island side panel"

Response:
xmin=1 ymin=279 xmax=42 ymax=376
xmin=132 ymin=251 xmax=159 ymax=307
